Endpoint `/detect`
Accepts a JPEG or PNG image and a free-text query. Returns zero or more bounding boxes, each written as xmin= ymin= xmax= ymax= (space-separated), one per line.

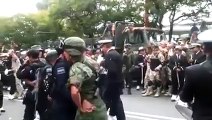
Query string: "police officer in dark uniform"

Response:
xmin=50 ymin=45 xmax=76 ymax=120
xmin=180 ymin=29 xmax=212 ymax=120
xmin=16 ymin=49 xmax=46 ymax=120
xmin=36 ymin=50 xmax=58 ymax=120
xmin=99 ymin=39 xmax=126 ymax=120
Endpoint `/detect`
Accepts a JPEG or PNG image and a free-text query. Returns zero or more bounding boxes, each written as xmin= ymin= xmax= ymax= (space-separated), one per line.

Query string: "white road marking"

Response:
xmin=126 ymin=114 xmax=159 ymax=120
xmin=125 ymin=111 xmax=186 ymax=120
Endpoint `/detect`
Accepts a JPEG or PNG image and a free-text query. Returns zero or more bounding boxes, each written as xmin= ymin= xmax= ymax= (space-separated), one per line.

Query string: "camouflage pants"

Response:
xmin=160 ymin=66 xmax=171 ymax=84
xmin=149 ymin=70 xmax=160 ymax=82
xmin=144 ymin=65 xmax=151 ymax=88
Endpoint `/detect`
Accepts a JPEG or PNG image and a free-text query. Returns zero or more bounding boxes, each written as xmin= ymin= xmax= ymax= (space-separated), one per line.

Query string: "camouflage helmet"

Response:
xmin=63 ymin=37 xmax=86 ymax=56
xmin=31 ymin=45 xmax=43 ymax=51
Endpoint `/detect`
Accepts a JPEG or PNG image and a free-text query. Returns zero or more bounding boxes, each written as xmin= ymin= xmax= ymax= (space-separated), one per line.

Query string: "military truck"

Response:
xmin=101 ymin=21 xmax=166 ymax=54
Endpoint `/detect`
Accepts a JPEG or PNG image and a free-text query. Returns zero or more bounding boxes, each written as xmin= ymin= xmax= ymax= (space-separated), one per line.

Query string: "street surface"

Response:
xmin=1 ymin=89 xmax=185 ymax=120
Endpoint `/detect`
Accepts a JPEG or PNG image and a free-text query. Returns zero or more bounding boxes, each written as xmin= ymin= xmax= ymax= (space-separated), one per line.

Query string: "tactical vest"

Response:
xmin=150 ymin=55 xmax=161 ymax=71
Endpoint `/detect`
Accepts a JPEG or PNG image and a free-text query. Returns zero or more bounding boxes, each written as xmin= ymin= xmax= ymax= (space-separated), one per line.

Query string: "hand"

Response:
xmin=47 ymin=95 xmax=52 ymax=102
xmin=154 ymin=68 xmax=160 ymax=71
xmin=139 ymin=63 xmax=143 ymax=67
xmin=81 ymin=99 xmax=96 ymax=113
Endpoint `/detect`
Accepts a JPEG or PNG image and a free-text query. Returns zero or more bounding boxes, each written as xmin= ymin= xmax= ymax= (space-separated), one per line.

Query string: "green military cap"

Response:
xmin=31 ymin=45 xmax=43 ymax=51
xmin=63 ymin=37 xmax=87 ymax=56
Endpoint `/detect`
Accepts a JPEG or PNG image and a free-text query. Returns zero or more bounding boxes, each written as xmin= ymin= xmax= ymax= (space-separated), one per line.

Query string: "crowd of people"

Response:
xmin=121 ymin=40 xmax=206 ymax=101
xmin=0 ymin=37 xmax=126 ymax=120
xmin=0 ymin=32 xmax=209 ymax=120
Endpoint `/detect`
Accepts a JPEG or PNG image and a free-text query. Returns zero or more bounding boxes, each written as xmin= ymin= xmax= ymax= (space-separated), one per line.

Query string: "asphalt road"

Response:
xmin=1 ymin=89 xmax=185 ymax=120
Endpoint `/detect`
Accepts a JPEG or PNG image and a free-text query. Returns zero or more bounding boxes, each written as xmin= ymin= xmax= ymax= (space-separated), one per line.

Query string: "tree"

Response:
xmin=167 ymin=0 xmax=212 ymax=41
xmin=48 ymin=0 xmax=144 ymax=38
xmin=145 ymin=0 xmax=212 ymax=41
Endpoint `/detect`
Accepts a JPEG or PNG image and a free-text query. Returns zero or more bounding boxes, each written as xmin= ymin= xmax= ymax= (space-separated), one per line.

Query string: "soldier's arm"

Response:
xmin=69 ymin=63 xmax=94 ymax=112
xmin=180 ymin=68 xmax=194 ymax=102
xmin=68 ymin=66 xmax=83 ymax=110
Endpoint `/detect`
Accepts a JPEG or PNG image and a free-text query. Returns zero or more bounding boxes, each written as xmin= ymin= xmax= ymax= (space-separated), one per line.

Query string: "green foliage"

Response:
xmin=0 ymin=11 xmax=54 ymax=49
xmin=0 ymin=0 xmax=211 ymax=48
xmin=48 ymin=0 xmax=143 ymax=38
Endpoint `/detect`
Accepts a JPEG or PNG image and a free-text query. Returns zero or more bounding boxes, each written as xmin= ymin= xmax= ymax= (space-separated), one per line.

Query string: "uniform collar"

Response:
xmin=106 ymin=48 xmax=113 ymax=54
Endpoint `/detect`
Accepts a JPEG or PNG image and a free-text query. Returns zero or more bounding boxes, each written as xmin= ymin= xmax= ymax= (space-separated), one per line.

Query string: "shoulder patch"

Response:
xmin=57 ymin=67 xmax=65 ymax=75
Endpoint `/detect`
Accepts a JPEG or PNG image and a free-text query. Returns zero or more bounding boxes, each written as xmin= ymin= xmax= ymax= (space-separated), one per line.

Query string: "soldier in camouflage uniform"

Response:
xmin=63 ymin=37 xmax=107 ymax=120
xmin=123 ymin=44 xmax=135 ymax=94
xmin=142 ymin=46 xmax=165 ymax=97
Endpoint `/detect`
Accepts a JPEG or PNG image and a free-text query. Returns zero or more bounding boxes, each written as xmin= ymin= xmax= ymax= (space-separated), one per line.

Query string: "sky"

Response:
xmin=0 ymin=0 xmax=41 ymax=17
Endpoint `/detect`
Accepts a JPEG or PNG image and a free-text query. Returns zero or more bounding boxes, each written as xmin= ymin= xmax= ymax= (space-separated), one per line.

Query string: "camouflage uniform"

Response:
xmin=142 ymin=54 xmax=151 ymax=94
xmin=149 ymin=53 xmax=165 ymax=82
xmin=64 ymin=37 xmax=107 ymax=120
xmin=123 ymin=48 xmax=135 ymax=94
xmin=142 ymin=50 xmax=165 ymax=97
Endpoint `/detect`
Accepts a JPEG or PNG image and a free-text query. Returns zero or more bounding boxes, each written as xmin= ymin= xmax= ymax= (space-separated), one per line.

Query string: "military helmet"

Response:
xmin=31 ymin=45 xmax=43 ymax=51
xmin=63 ymin=37 xmax=86 ymax=56
xmin=45 ymin=50 xmax=58 ymax=63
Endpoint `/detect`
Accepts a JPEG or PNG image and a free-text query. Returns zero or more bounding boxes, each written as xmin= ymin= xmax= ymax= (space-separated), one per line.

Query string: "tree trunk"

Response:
xmin=169 ymin=21 xmax=174 ymax=42
xmin=168 ymin=6 xmax=176 ymax=42
xmin=158 ymin=15 xmax=164 ymax=29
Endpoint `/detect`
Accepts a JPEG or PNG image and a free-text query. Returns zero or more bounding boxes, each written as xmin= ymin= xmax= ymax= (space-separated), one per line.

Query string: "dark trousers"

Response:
xmin=9 ymin=75 xmax=17 ymax=95
xmin=0 ymin=81 xmax=3 ymax=108
xmin=171 ymin=71 xmax=185 ymax=95
xmin=104 ymin=88 xmax=126 ymax=120
xmin=23 ymin=90 xmax=46 ymax=120
xmin=124 ymin=70 xmax=132 ymax=88
xmin=129 ymin=66 xmax=147 ymax=87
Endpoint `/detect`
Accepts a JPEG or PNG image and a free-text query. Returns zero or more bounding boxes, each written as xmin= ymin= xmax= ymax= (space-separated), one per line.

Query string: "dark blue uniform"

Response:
xmin=180 ymin=61 xmax=212 ymax=120
xmin=51 ymin=57 xmax=76 ymax=120
xmin=16 ymin=60 xmax=45 ymax=120
xmin=37 ymin=64 xmax=54 ymax=120
xmin=103 ymin=49 xmax=126 ymax=120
